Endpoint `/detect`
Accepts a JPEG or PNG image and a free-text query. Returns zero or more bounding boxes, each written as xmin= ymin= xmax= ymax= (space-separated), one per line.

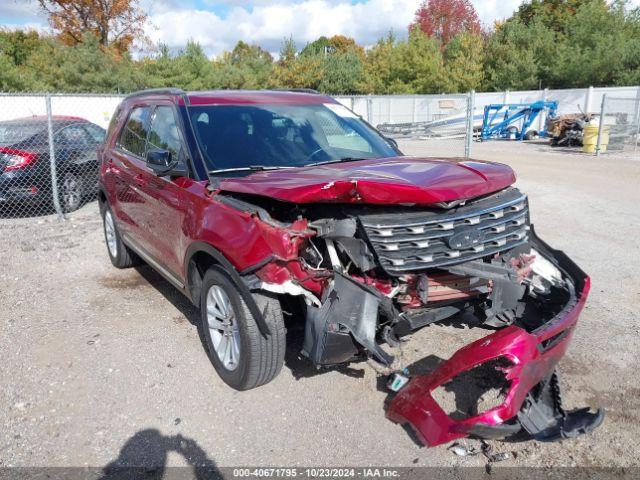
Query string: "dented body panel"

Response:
xmin=217 ymin=157 xmax=516 ymax=205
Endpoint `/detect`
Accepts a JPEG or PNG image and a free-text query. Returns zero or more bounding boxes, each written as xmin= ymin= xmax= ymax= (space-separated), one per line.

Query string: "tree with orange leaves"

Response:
xmin=37 ymin=0 xmax=147 ymax=53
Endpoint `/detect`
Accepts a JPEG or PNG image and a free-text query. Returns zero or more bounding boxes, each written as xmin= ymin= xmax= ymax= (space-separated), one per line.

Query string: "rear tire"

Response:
xmin=59 ymin=172 xmax=84 ymax=213
xmin=101 ymin=204 xmax=140 ymax=269
xmin=200 ymin=267 xmax=286 ymax=390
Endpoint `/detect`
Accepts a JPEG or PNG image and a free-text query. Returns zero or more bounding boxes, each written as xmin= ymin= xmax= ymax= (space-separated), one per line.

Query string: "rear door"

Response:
xmin=109 ymin=105 xmax=152 ymax=244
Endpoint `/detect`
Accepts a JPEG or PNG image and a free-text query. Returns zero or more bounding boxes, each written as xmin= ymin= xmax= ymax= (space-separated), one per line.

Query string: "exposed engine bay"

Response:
xmin=217 ymin=186 xmax=603 ymax=447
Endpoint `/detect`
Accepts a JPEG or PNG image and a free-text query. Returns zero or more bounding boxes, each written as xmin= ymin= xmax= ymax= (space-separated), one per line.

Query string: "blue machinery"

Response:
xmin=481 ymin=101 xmax=558 ymax=141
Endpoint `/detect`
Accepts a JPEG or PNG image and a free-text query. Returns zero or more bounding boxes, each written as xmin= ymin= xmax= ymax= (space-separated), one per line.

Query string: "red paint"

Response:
xmin=182 ymin=90 xmax=337 ymax=106
xmin=386 ymin=277 xmax=591 ymax=447
xmin=218 ymin=157 xmax=515 ymax=205
xmin=0 ymin=148 xmax=38 ymax=171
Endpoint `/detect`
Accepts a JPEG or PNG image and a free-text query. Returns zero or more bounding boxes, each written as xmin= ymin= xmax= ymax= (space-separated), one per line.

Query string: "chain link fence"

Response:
xmin=596 ymin=94 xmax=640 ymax=156
xmin=335 ymin=93 xmax=476 ymax=158
xmin=0 ymin=93 xmax=123 ymax=219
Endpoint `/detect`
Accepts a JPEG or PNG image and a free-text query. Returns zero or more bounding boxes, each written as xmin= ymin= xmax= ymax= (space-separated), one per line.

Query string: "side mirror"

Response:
xmin=146 ymin=149 xmax=173 ymax=174
xmin=146 ymin=148 xmax=189 ymax=177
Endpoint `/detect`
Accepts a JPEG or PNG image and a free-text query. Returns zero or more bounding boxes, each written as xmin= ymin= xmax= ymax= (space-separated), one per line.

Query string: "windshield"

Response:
xmin=0 ymin=122 xmax=43 ymax=145
xmin=188 ymin=103 xmax=397 ymax=172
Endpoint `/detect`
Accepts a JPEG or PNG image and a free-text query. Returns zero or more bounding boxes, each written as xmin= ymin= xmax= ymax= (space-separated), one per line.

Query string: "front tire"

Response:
xmin=200 ymin=267 xmax=285 ymax=390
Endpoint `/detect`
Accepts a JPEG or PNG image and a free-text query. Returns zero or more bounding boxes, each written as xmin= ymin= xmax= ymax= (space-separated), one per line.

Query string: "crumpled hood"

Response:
xmin=217 ymin=157 xmax=516 ymax=205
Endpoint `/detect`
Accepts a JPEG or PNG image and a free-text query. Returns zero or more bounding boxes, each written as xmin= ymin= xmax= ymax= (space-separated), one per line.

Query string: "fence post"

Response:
xmin=634 ymin=87 xmax=640 ymax=153
xmin=366 ymin=95 xmax=373 ymax=124
xmin=585 ymin=86 xmax=594 ymax=114
xmin=465 ymin=90 xmax=475 ymax=158
xmin=45 ymin=94 xmax=64 ymax=218
xmin=539 ymin=88 xmax=549 ymax=132
xmin=595 ymin=94 xmax=606 ymax=157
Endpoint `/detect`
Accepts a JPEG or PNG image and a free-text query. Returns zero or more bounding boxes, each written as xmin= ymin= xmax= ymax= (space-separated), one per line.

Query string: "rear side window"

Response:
xmin=147 ymin=106 xmax=183 ymax=161
xmin=84 ymin=124 xmax=106 ymax=143
xmin=117 ymin=106 xmax=150 ymax=157
xmin=57 ymin=125 xmax=90 ymax=145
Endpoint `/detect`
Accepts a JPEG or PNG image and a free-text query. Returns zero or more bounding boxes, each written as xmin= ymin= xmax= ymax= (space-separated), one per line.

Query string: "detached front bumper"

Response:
xmin=386 ymin=232 xmax=604 ymax=447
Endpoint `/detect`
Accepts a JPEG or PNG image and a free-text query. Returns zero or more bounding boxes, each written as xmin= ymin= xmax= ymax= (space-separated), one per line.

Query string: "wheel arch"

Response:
xmin=184 ymin=241 xmax=272 ymax=337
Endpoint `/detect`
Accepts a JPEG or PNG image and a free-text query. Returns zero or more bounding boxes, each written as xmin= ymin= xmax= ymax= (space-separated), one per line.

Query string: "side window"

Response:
xmin=117 ymin=106 xmax=150 ymax=157
xmin=83 ymin=124 xmax=106 ymax=143
xmin=147 ymin=106 xmax=184 ymax=161
xmin=57 ymin=125 xmax=91 ymax=146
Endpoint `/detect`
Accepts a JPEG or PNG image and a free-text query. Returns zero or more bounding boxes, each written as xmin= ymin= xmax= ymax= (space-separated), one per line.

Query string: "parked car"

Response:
xmin=98 ymin=89 xmax=602 ymax=447
xmin=0 ymin=115 xmax=105 ymax=213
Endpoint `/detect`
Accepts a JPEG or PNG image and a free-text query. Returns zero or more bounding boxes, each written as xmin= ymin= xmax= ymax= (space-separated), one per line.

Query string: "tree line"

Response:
xmin=1 ymin=0 xmax=640 ymax=94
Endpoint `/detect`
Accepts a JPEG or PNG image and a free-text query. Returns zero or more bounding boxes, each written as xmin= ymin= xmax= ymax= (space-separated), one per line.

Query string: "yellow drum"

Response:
xmin=583 ymin=124 xmax=609 ymax=153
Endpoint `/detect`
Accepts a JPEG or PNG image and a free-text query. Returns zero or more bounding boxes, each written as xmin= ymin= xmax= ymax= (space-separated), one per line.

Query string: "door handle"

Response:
xmin=134 ymin=174 xmax=148 ymax=187
xmin=105 ymin=157 xmax=120 ymax=174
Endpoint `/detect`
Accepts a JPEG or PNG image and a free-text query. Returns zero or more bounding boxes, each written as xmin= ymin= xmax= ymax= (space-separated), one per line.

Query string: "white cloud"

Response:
xmin=474 ymin=0 xmax=522 ymax=27
xmin=147 ymin=0 xmax=422 ymax=57
xmin=9 ymin=0 xmax=640 ymax=58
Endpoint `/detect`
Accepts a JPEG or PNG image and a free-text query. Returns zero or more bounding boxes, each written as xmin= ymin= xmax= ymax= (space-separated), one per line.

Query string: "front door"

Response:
xmin=108 ymin=105 xmax=152 ymax=244
xmin=133 ymin=104 xmax=190 ymax=280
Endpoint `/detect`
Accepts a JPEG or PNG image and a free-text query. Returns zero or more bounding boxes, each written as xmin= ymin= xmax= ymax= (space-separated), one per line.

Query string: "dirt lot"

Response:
xmin=1 ymin=141 xmax=639 ymax=471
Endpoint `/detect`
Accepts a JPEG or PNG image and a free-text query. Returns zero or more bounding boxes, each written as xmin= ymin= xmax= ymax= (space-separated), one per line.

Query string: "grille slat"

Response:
xmin=359 ymin=188 xmax=530 ymax=274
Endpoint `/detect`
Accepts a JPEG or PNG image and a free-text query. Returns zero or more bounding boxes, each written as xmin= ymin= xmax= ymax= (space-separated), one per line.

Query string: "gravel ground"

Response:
xmin=1 ymin=141 xmax=639 ymax=471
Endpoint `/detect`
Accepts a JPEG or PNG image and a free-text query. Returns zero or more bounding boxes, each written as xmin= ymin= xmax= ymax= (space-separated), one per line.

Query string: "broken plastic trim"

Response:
xmin=385 ymin=227 xmax=603 ymax=447
xmin=302 ymin=273 xmax=395 ymax=366
xmin=517 ymin=371 xmax=605 ymax=441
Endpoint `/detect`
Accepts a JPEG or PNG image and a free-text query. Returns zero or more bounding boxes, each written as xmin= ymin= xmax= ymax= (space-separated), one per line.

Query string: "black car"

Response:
xmin=0 ymin=116 xmax=105 ymax=213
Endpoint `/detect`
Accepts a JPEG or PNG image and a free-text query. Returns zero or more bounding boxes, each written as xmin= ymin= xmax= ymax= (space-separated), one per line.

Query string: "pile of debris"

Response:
xmin=547 ymin=113 xmax=595 ymax=147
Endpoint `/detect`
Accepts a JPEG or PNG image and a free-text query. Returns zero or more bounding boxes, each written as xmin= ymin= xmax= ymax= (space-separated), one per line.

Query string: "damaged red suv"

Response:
xmin=99 ymin=89 xmax=603 ymax=447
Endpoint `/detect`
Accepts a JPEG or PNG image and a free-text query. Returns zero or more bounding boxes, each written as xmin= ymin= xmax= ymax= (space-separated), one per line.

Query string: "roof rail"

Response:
xmin=124 ymin=88 xmax=186 ymax=99
xmin=274 ymin=88 xmax=320 ymax=94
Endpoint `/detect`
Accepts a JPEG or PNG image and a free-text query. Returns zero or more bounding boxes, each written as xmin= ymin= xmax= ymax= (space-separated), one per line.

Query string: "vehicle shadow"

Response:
xmin=135 ymin=264 xmax=200 ymax=326
xmin=100 ymin=428 xmax=222 ymax=479
xmin=135 ymin=265 xmax=366 ymax=381
xmin=283 ymin=331 xmax=366 ymax=381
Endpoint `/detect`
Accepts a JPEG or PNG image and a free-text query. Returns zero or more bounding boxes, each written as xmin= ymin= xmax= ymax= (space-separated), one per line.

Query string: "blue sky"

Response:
xmin=0 ymin=0 xmax=591 ymax=57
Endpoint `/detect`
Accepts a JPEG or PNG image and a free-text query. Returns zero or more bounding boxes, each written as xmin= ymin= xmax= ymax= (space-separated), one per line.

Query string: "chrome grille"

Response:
xmin=360 ymin=188 xmax=529 ymax=274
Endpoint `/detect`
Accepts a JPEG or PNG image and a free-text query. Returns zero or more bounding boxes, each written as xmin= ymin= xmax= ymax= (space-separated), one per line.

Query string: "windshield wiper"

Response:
xmin=306 ymin=157 xmax=369 ymax=167
xmin=208 ymin=165 xmax=293 ymax=176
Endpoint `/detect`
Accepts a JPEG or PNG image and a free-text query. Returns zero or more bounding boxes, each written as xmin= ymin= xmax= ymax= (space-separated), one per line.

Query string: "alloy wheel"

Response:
xmin=206 ymin=285 xmax=241 ymax=371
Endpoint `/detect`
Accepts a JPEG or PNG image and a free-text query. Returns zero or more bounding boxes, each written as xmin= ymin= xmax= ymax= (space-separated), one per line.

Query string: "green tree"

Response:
xmin=361 ymin=30 xmax=446 ymax=94
xmin=549 ymin=0 xmax=640 ymax=86
xmin=515 ymin=0 xmax=607 ymax=32
xmin=318 ymin=51 xmax=364 ymax=93
xmin=300 ymin=35 xmax=364 ymax=58
xmin=483 ymin=18 xmax=556 ymax=90
xmin=215 ymin=41 xmax=273 ymax=89
xmin=443 ymin=31 xmax=484 ymax=92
